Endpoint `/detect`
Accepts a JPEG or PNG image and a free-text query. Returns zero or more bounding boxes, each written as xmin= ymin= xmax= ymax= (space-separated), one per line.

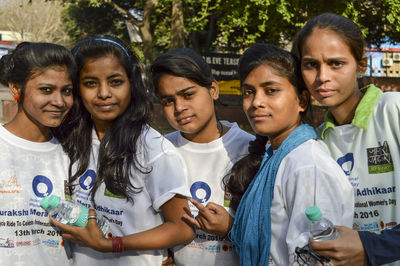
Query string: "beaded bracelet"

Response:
xmin=112 ymin=236 xmax=124 ymax=253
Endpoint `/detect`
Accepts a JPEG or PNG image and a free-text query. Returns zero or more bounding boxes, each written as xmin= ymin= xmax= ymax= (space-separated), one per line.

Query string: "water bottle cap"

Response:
xmin=72 ymin=206 xmax=89 ymax=227
xmin=40 ymin=195 xmax=61 ymax=209
xmin=305 ymin=206 xmax=322 ymax=221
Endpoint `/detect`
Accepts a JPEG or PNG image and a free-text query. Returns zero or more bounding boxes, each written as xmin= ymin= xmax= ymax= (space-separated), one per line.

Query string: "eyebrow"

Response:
xmin=159 ymin=86 xmax=195 ymax=99
xmin=241 ymin=80 xmax=280 ymax=88
xmin=81 ymin=73 xmax=124 ymax=80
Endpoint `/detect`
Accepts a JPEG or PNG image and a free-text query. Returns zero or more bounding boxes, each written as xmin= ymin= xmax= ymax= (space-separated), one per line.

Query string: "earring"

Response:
xmin=13 ymin=94 xmax=20 ymax=101
xmin=358 ymin=73 xmax=363 ymax=78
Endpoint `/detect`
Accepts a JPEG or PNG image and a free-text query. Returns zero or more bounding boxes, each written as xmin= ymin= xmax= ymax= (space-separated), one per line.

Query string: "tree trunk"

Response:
xmin=140 ymin=0 xmax=158 ymax=62
xmin=170 ymin=0 xmax=185 ymax=49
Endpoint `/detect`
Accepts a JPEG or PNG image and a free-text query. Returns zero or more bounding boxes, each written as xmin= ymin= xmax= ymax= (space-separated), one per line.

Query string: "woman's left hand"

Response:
xmin=50 ymin=207 xmax=112 ymax=252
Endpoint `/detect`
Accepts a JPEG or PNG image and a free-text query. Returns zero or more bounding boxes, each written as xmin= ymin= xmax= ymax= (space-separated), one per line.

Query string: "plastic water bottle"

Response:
xmin=305 ymin=206 xmax=338 ymax=242
xmin=40 ymin=195 xmax=110 ymax=236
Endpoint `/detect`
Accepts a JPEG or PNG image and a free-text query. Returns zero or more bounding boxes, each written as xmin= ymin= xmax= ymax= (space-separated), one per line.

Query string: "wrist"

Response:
xmin=98 ymin=238 xmax=113 ymax=252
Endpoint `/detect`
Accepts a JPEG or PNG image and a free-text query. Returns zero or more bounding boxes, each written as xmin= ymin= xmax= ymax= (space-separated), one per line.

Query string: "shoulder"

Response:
xmin=376 ymin=92 xmax=400 ymax=110
xmin=221 ymin=121 xmax=255 ymax=144
xmin=279 ymin=139 xmax=343 ymax=176
xmin=139 ymin=126 xmax=179 ymax=157
xmin=164 ymin=130 xmax=180 ymax=145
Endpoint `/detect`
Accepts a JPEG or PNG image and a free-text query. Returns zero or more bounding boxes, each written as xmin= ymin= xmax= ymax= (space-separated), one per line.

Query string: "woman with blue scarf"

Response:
xmin=185 ymin=44 xmax=354 ymax=265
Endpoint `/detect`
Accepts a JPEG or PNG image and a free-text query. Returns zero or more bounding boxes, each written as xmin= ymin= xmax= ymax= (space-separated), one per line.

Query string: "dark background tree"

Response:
xmin=58 ymin=0 xmax=400 ymax=61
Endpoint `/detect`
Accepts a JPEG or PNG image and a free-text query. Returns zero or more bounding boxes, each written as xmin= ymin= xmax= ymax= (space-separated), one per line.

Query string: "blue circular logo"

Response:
xmin=337 ymin=153 xmax=354 ymax=176
xmin=79 ymin=169 xmax=96 ymax=190
xmin=190 ymin=181 xmax=211 ymax=203
xmin=32 ymin=175 xmax=53 ymax=198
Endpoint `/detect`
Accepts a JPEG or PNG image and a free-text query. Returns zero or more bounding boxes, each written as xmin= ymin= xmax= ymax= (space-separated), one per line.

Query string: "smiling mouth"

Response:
xmin=95 ymin=103 xmax=116 ymax=111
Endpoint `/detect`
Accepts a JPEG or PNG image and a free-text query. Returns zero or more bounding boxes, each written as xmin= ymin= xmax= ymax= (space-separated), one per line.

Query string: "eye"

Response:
xmin=160 ymin=97 xmax=174 ymax=106
xmin=303 ymin=60 xmax=318 ymax=69
xmin=82 ymin=80 xmax=97 ymax=88
xmin=330 ymin=61 xmax=344 ymax=68
xmin=242 ymin=88 xmax=254 ymax=97
xmin=62 ymin=87 xmax=73 ymax=96
xmin=110 ymin=79 xmax=124 ymax=86
xmin=40 ymin=87 xmax=52 ymax=94
xmin=266 ymin=88 xmax=278 ymax=94
xmin=183 ymin=92 xmax=193 ymax=99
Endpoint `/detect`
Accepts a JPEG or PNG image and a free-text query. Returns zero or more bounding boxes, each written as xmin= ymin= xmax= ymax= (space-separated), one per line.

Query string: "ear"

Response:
xmin=209 ymin=80 xmax=219 ymax=100
xmin=298 ymin=90 xmax=309 ymax=113
xmin=8 ymin=82 xmax=21 ymax=97
xmin=358 ymin=55 xmax=368 ymax=75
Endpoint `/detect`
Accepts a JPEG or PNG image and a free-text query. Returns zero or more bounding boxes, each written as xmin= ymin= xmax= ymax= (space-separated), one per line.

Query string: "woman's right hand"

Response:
xmin=182 ymin=198 xmax=233 ymax=238
xmin=50 ymin=207 xmax=112 ymax=252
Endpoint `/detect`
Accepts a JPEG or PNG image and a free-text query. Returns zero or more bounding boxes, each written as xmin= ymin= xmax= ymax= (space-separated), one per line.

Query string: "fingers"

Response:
xmin=87 ymin=207 xmax=97 ymax=224
xmin=182 ymin=213 xmax=201 ymax=228
xmin=189 ymin=198 xmax=208 ymax=213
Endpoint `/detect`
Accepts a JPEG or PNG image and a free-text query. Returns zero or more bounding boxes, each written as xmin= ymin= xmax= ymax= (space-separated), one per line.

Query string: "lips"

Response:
xmin=176 ymin=115 xmax=194 ymax=125
xmin=44 ymin=110 xmax=66 ymax=116
xmin=314 ymin=89 xmax=335 ymax=98
xmin=250 ymin=113 xmax=271 ymax=121
xmin=94 ymin=102 xmax=117 ymax=111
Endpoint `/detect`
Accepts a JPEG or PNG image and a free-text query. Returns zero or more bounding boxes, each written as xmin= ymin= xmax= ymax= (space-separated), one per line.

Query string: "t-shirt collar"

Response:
xmin=321 ymin=84 xmax=382 ymax=139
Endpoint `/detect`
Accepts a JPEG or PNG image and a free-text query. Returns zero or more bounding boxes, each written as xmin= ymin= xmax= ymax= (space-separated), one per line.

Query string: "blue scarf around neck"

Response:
xmin=230 ymin=124 xmax=317 ymax=265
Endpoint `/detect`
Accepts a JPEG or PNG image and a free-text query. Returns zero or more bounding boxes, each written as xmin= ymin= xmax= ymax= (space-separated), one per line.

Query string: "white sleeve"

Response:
xmin=144 ymin=149 xmax=190 ymax=212
xmin=282 ymin=163 xmax=354 ymax=255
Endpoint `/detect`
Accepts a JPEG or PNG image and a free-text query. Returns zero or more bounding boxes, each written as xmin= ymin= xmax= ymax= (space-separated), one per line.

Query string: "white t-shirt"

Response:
xmin=318 ymin=85 xmax=400 ymax=266
xmin=0 ymin=125 xmax=71 ymax=266
xmin=167 ymin=121 xmax=254 ymax=266
xmin=269 ymin=139 xmax=354 ymax=265
xmin=71 ymin=126 xmax=190 ymax=266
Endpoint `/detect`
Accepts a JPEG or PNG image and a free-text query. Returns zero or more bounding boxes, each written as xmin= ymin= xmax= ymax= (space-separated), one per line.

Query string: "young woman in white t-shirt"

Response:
xmin=150 ymin=48 xmax=254 ymax=266
xmin=0 ymin=42 xmax=77 ymax=266
xmin=51 ymin=35 xmax=194 ymax=266
xmin=184 ymin=43 xmax=354 ymax=265
xmin=292 ymin=13 xmax=400 ymax=266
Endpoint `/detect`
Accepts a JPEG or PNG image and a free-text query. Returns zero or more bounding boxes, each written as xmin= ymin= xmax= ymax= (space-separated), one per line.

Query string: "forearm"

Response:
xmin=359 ymin=224 xmax=400 ymax=266
xmin=122 ymin=221 xmax=195 ymax=251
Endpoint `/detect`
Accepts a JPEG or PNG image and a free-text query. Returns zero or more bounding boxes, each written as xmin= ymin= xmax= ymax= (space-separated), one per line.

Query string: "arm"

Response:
xmin=182 ymin=198 xmax=233 ymax=238
xmin=52 ymin=195 xmax=195 ymax=252
xmin=359 ymin=224 xmax=400 ymax=265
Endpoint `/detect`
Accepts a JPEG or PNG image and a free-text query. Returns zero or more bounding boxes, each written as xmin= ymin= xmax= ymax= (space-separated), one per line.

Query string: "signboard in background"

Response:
xmin=366 ymin=42 xmax=400 ymax=77
xmin=202 ymin=53 xmax=241 ymax=105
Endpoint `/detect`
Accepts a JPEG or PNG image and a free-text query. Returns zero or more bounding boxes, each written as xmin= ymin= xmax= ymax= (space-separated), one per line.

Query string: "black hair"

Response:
xmin=150 ymin=48 xmax=214 ymax=94
xmin=292 ymin=13 xmax=366 ymax=68
xmin=226 ymin=43 xmax=310 ymax=211
xmin=0 ymin=42 xmax=77 ymax=103
xmin=54 ymin=35 xmax=152 ymax=201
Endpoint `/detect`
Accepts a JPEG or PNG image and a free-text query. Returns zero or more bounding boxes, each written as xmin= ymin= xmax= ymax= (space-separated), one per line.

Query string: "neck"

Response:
xmin=330 ymin=89 xmax=363 ymax=125
xmin=5 ymin=110 xmax=51 ymax=142
xmin=94 ymin=119 xmax=112 ymax=141
xmin=268 ymin=121 xmax=301 ymax=150
xmin=182 ymin=115 xmax=224 ymax=143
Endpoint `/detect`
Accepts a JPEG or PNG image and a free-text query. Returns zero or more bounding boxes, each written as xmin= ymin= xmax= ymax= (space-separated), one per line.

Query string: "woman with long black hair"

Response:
xmin=52 ymin=35 xmax=194 ymax=265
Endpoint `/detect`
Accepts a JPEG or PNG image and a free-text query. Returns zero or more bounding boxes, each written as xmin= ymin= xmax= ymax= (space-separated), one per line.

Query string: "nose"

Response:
xmin=51 ymin=91 xmax=65 ymax=108
xmin=251 ymin=91 xmax=265 ymax=108
xmin=317 ymin=64 xmax=331 ymax=83
xmin=97 ymin=82 xmax=112 ymax=99
xmin=174 ymin=98 xmax=187 ymax=114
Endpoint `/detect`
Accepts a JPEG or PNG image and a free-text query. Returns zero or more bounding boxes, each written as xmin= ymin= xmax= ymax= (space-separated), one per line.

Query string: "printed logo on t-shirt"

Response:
xmin=79 ymin=169 xmax=96 ymax=190
xmin=0 ymin=174 xmax=21 ymax=194
xmin=366 ymin=141 xmax=394 ymax=174
xmin=337 ymin=153 xmax=354 ymax=176
xmin=190 ymin=181 xmax=211 ymax=203
xmin=32 ymin=175 xmax=53 ymax=198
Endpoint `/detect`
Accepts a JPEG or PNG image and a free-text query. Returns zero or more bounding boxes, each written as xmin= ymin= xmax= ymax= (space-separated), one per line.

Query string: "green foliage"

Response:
xmin=58 ymin=0 xmax=400 ymax=57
